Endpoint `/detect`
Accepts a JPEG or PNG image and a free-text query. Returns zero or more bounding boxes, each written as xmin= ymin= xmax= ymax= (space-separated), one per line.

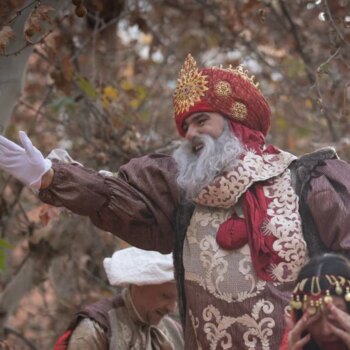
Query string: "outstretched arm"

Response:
xmin=39 ymin=154 xmax=179 ymax=253
xmin=0 ymin=132 xmax=179 ymax=253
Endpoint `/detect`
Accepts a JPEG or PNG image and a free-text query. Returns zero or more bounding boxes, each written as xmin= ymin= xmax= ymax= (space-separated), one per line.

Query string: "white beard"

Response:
xmin=173 ymin=126 xmax=244 ymax=200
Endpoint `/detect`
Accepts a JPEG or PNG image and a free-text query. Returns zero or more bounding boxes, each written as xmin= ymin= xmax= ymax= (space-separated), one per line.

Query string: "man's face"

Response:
xmin=173 ymin=113 xmax=243 ymax=199
xmin=183 ymin=112 xmax=226 ymax=151
xmin=131 ymin=282 xmax=177 ymax=325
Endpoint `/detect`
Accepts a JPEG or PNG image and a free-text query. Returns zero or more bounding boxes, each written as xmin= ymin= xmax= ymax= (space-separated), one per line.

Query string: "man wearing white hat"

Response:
xmin=53 ymin=247 xmax=184 ymax=350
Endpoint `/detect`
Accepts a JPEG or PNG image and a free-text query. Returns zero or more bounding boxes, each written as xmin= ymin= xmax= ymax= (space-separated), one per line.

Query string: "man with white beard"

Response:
xmin=173 ymin=121 xmax=244 ymax=200
xmin=2 ymin=54 xmax=350 ymax=349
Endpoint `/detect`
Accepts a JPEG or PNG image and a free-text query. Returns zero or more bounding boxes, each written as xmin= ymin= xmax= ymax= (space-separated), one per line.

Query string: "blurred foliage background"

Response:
xmin=0 ymin=0 xmax=350 ymax=348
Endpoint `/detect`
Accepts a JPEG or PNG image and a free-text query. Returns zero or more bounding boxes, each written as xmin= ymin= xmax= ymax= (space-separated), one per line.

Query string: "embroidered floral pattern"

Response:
xmin=189 ymin=309 xmax=203 ymax=350
xmin=195 ymin=150 xmax=296 ymax=208
xmin=191 ymin=150 xmax=307 ymax=282
xmin=264 ymin=170 xmax=307 ymax=282
xmin=184 ymin=206 xmax=266 ymax=303
xmin=201 ymin=300 xmax=275 ymax=350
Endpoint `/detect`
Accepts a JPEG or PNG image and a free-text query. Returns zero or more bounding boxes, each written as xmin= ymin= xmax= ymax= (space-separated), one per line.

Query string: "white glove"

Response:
xmin=0 ymin=131 xmax=52 ymax=189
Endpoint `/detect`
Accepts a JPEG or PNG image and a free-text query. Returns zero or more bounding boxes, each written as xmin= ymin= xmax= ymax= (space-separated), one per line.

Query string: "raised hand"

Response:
xmin=285 ymin=313 xmax=310 ymax=350
xmin=0 ymin=131 xmax=52 ymax=189
xmin=326 ymin=302 xmax=350 ymax=348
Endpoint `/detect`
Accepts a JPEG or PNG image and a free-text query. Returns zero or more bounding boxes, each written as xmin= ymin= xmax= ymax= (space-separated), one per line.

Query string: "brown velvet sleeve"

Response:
xmin=306 ymin=158 xmax=350 ymax=254
xmin=39 ymin=154 xmax=179 ymax=253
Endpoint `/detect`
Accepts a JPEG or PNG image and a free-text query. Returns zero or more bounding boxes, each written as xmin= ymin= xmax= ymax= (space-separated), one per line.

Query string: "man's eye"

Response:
xmin=198 ymin=119 xmax=206 ymax=126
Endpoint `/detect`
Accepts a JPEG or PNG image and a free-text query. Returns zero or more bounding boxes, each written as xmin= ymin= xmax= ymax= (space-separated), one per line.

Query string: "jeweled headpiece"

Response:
xmin=173 ymin=54 xmax=271 ymax=137
xmin=173 ymin=55 xmax=209 ymax=115
xmin=290 ymin=274 xmax=350 ymax=315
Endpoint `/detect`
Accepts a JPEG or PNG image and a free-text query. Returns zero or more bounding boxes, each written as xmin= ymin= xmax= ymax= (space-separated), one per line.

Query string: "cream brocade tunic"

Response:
xmin=182 ymin=150 xmax=308 ymax=350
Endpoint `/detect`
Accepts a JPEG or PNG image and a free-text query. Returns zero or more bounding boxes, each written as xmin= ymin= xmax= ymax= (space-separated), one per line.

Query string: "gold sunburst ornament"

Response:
xmin=173 ymin=54 xmax=209 ymax=115
xmin=214 ymin=81 xmax=232 ymax=96
xmin=231 ymin=102 xmax=248 ymax=120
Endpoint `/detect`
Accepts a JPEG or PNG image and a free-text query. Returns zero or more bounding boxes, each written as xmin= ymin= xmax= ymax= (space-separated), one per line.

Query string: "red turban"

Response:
xmin=173 ymin=54 xmax=271 ymax=137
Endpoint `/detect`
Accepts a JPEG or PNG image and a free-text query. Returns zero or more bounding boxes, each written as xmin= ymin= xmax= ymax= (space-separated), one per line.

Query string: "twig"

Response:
xmin=324 ymin=0 xmax=350 ymax=48
xmin=4 ymin=326 xmax=37 ymax=350
xmin=278 ymin=0 xmax=314 ymax=83
xmin=15 ymin=98 xmax=63 ymax=127
xmin=27 ymin=84 xmax=56 ymax=135
xmin=90 ymin=13 xmax=102 ymax=83
xmin=313 ymin=70 xmax=338 ymax=141
xmin=5 ymin=12 xmax=70 ymax=57
xmin=7 ymin=0 xmax=40 ymax=25
xmin=316 ymin=46 xmax=341 ymax=73
xmin=70 ymin=16 xmax=122 ymax=62
xmin=4 ymin=29 xmax=54 ymax=57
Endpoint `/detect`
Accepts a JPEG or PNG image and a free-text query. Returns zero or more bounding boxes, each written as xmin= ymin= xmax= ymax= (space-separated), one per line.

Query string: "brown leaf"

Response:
xmin=61 ymin=56 xmax=74 ymax=83
xmin=24 ymin=5 xmax=55 ymax=42
xmin=0 ymin=340 xmax=15 ymax=350
xmin=0 ymin=26 xmax=15 ymax=55
xmin=38 ymin=204 xmax=61 ymax=226
xmin=36 ymin=4 xmax=56 ymax=21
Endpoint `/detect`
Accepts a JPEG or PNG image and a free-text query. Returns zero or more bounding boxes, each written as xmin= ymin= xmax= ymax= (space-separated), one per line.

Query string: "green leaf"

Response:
xmin=0 ymin=239 xmax=13 ymax=272
xmin=0 ymin=238 xmax=14 ymax=249
xmin=296 ymin=127 xmax=311 ymax=138
xmin=138 ymin=110 xmax=151 ymax=122
xmin=48 ymin=96 xmax=76 ymax=113
xmin=283 ymin=57 xmax=306 ymax=78
xmin=76 ymin=75 xmax=98 ymax=99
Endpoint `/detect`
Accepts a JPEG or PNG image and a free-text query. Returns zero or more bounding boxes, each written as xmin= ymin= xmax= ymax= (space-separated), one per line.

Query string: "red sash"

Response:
xmin=53 ymin=329 xmax=72 ymax=350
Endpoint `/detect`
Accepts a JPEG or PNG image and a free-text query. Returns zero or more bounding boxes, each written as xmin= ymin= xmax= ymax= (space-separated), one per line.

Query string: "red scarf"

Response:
xmin=53 ymin=329 xmax=72 ymax=350
xmin=216 ymin=121 xmax=283 ymax=281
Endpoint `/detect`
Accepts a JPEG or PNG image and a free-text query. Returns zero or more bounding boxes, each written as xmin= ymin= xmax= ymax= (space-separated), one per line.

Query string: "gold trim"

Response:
xmin=219 ymin=64 xmax=259 ymax=89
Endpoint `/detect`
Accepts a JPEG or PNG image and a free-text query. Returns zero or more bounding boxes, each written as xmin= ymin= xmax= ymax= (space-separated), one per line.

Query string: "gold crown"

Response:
xmin=219 ymin=65 xmax=259 ymax=89
xmin=173 ymin=54 xmax=209 ymax=115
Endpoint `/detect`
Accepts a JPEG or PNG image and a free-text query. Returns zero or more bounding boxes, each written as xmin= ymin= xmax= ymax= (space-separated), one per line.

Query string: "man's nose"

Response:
xmin=166 ymin=300 xmax=177 ymax=313
xmin=185 ymin=124 xmax=198 ymax=141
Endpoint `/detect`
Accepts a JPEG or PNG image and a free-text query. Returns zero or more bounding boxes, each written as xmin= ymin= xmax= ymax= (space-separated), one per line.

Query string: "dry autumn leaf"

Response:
xmin=101 ymin=85 xmax=119 ymax=107
xmin=24 ymin=4 xmax=56 ymax=42
xmin=0 ymin=26 xmax=15 ymax=55
xmin=38 ymin=204 xmax=61 ymax=226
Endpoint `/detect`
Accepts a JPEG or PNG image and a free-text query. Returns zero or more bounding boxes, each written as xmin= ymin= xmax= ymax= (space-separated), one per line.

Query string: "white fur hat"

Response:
xmin=103 ymin=247 xmax=174 ymax=286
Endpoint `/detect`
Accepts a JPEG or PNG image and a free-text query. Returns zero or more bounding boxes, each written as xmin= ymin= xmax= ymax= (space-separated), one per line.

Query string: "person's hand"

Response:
xmin=285 ymin=312 xmax=318 ymax=350
xmin=326 ymin=302 xmax=350 ymax=348
xmin=0 ymin=131 xmax=52 ymax=189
